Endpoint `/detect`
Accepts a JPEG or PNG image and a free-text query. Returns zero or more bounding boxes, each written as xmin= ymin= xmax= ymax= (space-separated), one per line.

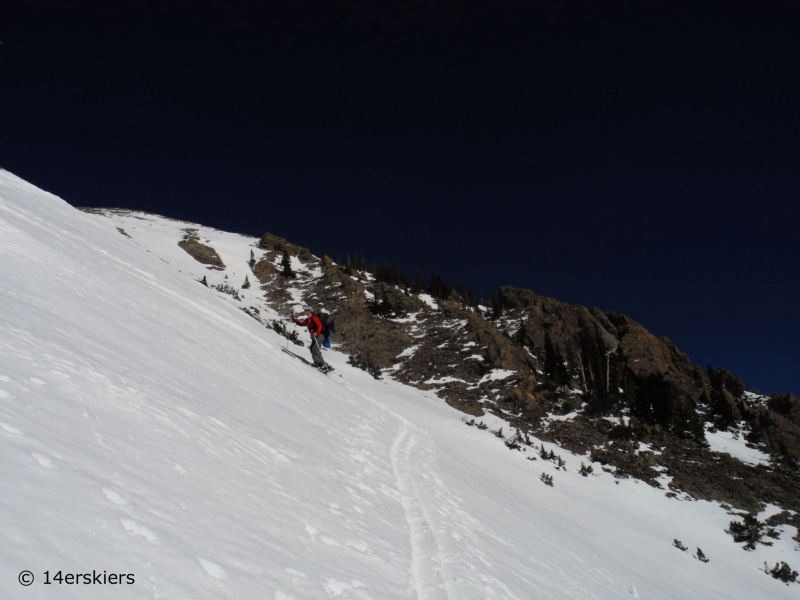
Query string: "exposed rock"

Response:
xmin=258 ymin=232 xmax=314 ymax=262
xmin=243 ymin=232 xmax=800 ymax=516
xmin=252 ymin=256 xmax=277 ymax=284
xmin=177 ymin=229 xmax=225 ymax=270
xmin=707 ymin=367 xmax=751 ymax=426
xmin=768 ymin=393 xmax=800 ymax=426
xmin=258 ymin=232 xmax=293 ymax=254
xmin=749 ymin=402 xmax=800 ymax=468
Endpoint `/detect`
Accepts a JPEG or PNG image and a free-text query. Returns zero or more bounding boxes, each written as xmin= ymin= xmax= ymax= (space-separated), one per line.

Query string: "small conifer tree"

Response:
xmin=242 ymin=275 xmax=251 ymax=289
xmin=280 ymin=250 xmax=295 ymax=278
xmin=428 ymin=272 xmax=452 ymax=300
xmin=544 ymin=333 xmax=569 ymax=387
xmin=767 ymin=561 xmax=798 ymax=583
xmin=411 ymin=268 xmax=426 ymax=294
xmin=728 ymin=513 xmax=779 ymax=550
xmin=248 ymin=249 xmax=256 ymax=269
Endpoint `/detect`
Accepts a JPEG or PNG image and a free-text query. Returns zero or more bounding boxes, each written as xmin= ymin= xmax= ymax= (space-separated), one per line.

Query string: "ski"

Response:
xmin=281 ymin=347 xmax=333 ymax=375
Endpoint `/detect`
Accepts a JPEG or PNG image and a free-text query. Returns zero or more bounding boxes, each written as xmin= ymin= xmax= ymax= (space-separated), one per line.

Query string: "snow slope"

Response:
xmin=1 ymin=169 xmax=797 ymax=599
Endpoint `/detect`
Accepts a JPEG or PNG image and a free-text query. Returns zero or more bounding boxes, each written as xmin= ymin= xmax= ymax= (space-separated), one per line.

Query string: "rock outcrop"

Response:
xmin=234 ymin=229 xmax=800 ymax=518
xmin=177 ymin=228 xmax=225 ymax=270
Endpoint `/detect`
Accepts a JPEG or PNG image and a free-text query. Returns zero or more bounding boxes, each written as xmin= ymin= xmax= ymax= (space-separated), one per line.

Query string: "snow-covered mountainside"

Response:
xmin=1 ymin=168 xmax=797 ymax=599
xmin=78 ymin=204 xmax=800 ymax=528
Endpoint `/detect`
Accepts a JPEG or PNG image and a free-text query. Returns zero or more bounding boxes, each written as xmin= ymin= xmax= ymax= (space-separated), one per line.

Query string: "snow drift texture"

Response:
xmin=0 ymin=169 xmax=796 ymax=599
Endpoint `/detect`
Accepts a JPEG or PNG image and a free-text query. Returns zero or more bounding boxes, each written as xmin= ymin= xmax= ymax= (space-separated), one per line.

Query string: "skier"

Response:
xmin=290 ymin=307 xmax=331 ymax=372
xmin=321 ymin=315 xmax=335 ymax=349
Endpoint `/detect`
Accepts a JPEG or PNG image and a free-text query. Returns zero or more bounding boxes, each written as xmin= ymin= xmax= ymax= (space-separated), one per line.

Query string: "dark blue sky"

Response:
xmin=2 ymin=1 xmax=798 ymax=393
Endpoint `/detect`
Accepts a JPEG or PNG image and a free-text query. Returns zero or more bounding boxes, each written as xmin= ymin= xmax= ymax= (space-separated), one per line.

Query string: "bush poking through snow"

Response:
xmin=269 ymin=320 xmax=302 ymax=346
xmin=240 ymin=306 xmax=260 ymax=321
xmin=347 ymin=354 xmax=383 ymax=380
xmin=505 ymin=430 xmax=530 ymax=450
xmin=492 ymin=427 xmax=504 ymax=439
xmin=695 ymin=548 xmax=709 ymax=563
xmin=766 ymin=561 xmax=798 ymax=584
xmin=537 ymin=446 xmax=567 ymax=471
xmin=608 ymin=424 xmax=636 ymax=441
xmin=673 ymin=539 xmax=688 ymax=551
xmin=213 ymin=282 xmax=241 ymax=301
xmin=728 ymin=513 xmax=780 ymax=551
xmin=198 ymin=275 xmax=208 ymax=286
xmin=368 ymin=292 xmax=408 ymax=319
xmin=540 ymin=473 xmax=554 ymax=487
xmin=579 ymin=462 xmax=594 ymax=477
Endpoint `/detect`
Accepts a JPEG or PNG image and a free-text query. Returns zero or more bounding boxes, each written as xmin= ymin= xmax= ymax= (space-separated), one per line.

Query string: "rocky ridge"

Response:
xmin=251 ymin=231 xmax=800 ymax=532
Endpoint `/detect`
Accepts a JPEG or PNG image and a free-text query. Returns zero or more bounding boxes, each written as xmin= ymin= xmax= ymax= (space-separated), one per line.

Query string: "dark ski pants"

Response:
xmin=309 ymin=334 xmax=326 ymax=367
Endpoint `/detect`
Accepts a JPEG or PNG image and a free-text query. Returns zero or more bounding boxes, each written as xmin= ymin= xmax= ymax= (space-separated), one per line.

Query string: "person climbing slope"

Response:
xmin=290 ymin=307 xmax=331 ymax=372
xmin=321 ymin=313 xmax=336 ymax=349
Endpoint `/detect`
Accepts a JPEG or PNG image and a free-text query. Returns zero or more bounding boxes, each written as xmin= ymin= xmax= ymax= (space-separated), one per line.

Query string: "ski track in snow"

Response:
xmin=343 ymin=376 xmax=488 ymax=600
xmin=391 ymin=423 xmax=451 ymax=600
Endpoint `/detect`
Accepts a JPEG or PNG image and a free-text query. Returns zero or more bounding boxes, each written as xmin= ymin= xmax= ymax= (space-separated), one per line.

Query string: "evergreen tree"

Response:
xmin=707 ymin=366 xmax=740 ymax=428
xmin=490 ymin=290 xmax=503 ymax=318
xmin=465 ymin=289 xmax=476 ymax=306
xmin=242 ymin=275 xmax=251 ymax=289
xmin=374 ymin=262 xmax=409 ymax=288
xmin=728 ymin=513 xmax=779 ymax=550
xmin=348 ymin=252 xmax=367 ymax=271
xmin=454 ymin=283 xmax=478 ymax=307
xmin=768 ymin=561 xmax=798 ymax=583
xmin=248 ymin=249 xmax=255 ymax=269
xmin=369 ymin=291 xmax=408 ymax=319
xmin=280 ymin=250 xmax=295 ymax=278
xmin=489 ymin=288 xmax=512 ymax=319
xmin=428 ymin=272 xmax=452 ymax=300
xmin=577 ymin=320 xmax=612 ymax=412
xmin=411 ymin=268 xmax=426 ymax=294
xmin=544 ymin=332 xmax=569 ymax=387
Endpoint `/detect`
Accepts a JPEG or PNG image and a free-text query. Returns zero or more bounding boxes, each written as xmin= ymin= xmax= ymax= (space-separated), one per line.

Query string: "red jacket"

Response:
xmin=292 ymin=314 xmax=323 ymax=336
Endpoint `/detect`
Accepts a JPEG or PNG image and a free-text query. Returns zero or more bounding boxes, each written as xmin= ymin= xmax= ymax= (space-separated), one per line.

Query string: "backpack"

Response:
xmin=319 ymin=313 xmax=335 ymax=337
